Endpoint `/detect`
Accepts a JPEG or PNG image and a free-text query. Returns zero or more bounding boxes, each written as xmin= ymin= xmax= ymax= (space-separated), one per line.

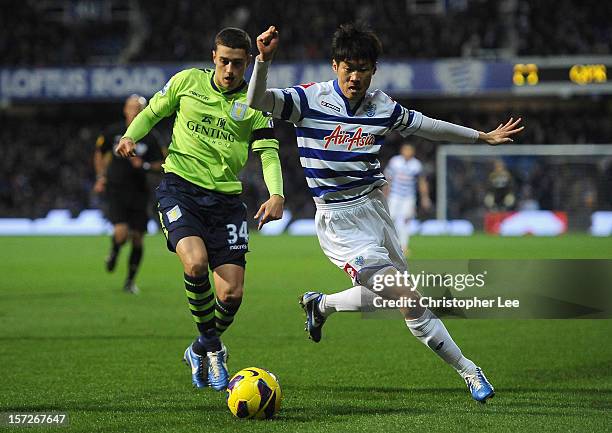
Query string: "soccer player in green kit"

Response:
xmin=114 ymin=28 xmax=284 ymax=391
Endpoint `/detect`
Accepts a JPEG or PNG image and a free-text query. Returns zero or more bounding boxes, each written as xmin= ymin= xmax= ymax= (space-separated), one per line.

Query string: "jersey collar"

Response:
xmin=333 ymin=79 xmax=364 ymax=117
xmin=210 ymin=72 xmax=247 ymax=96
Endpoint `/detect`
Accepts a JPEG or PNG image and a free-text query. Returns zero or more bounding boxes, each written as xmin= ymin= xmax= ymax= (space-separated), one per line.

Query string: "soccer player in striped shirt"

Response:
xmin=248 ymin=23 xmax=523 ymax=403
xmin=115 ymin=28 xmax=284 ymax=391
xmin=384 ymin=142 xmax=432 ymax=255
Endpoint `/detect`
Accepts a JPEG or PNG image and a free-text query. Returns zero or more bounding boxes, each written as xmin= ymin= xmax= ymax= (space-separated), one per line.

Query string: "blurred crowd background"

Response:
xmin=4 ymin=0 xmax=611 ymax=65
xmin=1 ymin=0 xmax=611 ymax=227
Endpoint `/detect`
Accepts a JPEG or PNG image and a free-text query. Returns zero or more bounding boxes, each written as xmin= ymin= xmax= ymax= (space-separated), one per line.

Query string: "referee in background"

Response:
xmin=93 ymin=94 xmax=165 ymax=294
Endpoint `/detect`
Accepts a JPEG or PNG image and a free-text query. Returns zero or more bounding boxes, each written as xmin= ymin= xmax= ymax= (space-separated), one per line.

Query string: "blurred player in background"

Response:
xmin=384 ymin=142 xmax=431 ymax=255
xmin=249 ymin=23 xmax=523 ymax=403
xmin=93 ymin=94 xmax=165 ymax=294
xmin=115 ymin=28 xmax=284 ymax=391
xmin=484 ymin=159 xmax=516 ymax=211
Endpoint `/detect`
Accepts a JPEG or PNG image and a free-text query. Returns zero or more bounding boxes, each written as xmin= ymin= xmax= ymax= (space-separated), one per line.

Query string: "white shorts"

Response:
xmin=387 ymin=194 xmax=416 ymax=223
xmin=315 ymin=188 xmax=407 ymax=286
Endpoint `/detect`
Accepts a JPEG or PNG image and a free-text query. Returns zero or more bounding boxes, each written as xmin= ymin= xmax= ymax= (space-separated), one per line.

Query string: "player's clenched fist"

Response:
xmin=114 ymin=136 xmax=136 ymax=157
xmin=256 ymin=26 xmax=279 ymax=62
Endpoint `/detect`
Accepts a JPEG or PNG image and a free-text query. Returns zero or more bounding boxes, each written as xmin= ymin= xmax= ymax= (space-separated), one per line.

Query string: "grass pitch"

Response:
xmin=0 ymin=234 xmax=611 ymax=432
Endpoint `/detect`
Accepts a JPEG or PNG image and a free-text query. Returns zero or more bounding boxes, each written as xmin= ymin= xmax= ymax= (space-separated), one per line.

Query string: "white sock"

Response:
xmin=405 ymin=309 xmax=477 ymax=376
xmin=318 ymin=285 xmax=368 ymax=317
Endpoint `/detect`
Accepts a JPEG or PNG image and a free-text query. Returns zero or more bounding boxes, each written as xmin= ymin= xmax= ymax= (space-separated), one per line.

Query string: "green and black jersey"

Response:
xmin=125 ymin=68 xmax=281 ymax=195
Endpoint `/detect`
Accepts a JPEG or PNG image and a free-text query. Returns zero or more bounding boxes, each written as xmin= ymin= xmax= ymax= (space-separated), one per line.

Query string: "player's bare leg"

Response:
xmin=176 ymin=236 xmax=228 ymax=390
xmin=213 ymin=264 xmax=244 ymax=337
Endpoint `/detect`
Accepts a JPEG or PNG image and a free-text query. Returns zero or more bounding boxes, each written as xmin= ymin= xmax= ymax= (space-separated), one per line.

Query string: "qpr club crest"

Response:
xmin=364 ymin=101 xmax=376 ymax=117
xmin=230 ymin=101 xmax=248 ymax=121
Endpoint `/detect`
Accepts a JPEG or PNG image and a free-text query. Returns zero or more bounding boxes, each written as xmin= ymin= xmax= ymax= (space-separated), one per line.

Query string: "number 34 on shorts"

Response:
xmin=226 ymin=221 xmax=248 ymax=246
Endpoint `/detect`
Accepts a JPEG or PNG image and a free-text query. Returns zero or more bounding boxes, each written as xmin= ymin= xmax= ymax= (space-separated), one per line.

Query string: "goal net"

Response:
xmin=436 ymin=144 xmax=612 ymax=232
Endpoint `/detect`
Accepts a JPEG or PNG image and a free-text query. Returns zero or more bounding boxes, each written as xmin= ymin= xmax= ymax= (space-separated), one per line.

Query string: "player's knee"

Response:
xmin=217 ymin=290 xmax=243 ymax=305
xmin=114 ymin=226 xmax=129 ymax=244
xmin=131 ymin=232 xmax=144 ymax=247
xmin=365 ymin=266 xmax=413 ymax=300
xmin=182 ymin=256 xmax=208 ymax=277
xmin=362 ymin=266 xmax=395 ymax=291
xmin=217 ymin=278 xmax=244 ymax=303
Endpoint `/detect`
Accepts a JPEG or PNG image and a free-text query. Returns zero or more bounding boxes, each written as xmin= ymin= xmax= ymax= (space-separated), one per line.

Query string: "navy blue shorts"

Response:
xmin=156 ymin=173 xmax=248 ymax=269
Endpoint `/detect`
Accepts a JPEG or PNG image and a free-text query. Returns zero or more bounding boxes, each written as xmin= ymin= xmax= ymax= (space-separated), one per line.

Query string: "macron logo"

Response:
xmin=323 ymin=125 xmax=376 ymax=151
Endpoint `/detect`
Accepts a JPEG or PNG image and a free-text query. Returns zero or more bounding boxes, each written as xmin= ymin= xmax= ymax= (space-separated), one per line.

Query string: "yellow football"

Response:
xmin=226 ymin=367 xmax=282 ymax=419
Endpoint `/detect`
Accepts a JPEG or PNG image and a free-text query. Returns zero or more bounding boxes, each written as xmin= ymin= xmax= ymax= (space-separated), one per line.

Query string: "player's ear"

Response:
xmin=372 ymin=64 xmax=377 ymax=75
xmin=332 ymin=59 xmax=338 ymax=73
xmin=212 ymin=50 xmax=216 ymax=63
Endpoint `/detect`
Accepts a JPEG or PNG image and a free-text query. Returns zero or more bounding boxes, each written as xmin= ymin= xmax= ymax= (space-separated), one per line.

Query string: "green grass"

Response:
xmin=0 ymin=234 xmax=611 ymax=432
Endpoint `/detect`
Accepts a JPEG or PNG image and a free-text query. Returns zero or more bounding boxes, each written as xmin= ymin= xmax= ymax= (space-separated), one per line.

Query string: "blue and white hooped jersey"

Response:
xmin=384 ymin=155 xmax=423 ymax=199
xmin=269 ymin=80 xmax=423 ymax=203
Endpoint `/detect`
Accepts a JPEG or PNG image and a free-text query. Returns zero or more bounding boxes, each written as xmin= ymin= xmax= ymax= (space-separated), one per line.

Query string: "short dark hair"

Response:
xmin=214 ymin=27 xmax=252 ymax=53
xmin=331 ymin=23 xmax=382 ymax=65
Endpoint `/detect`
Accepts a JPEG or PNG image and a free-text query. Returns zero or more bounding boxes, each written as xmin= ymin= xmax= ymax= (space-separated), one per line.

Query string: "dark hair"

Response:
xmin=214 ymin=27 xmax=252 ymax=53
xmin=331 ymin=23 xmax=382 ymax=64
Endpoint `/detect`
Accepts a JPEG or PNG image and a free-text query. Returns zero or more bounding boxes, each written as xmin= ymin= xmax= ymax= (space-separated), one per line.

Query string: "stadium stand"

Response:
xmin=2 ymin=0 xmax=610 ymax=66
xmin=1 ymin=0 xmax=611 ymax=225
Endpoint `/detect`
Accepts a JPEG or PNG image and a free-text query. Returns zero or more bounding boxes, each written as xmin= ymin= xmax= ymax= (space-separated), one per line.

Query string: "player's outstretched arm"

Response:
xmin=476 ymin=117 xmax=524 ymax=145
xmin=409 ymin=112 xmax=524 ymax=145
xmin=246 ymin=26 xmax=280 ymax=112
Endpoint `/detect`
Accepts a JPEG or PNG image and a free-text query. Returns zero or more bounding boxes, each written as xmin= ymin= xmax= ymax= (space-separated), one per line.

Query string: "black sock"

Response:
xmin=215 ymin=298 xmax=241 ymax=335
xmin=192 ymin=330 xmax=221 ymax=355
xmin=110 ymin=237 xmax=121 ymax=256
xmin=184 ymin=273 xmax=219 ymax=355
xmin=127 ymin=245 xmax=143 ymax=281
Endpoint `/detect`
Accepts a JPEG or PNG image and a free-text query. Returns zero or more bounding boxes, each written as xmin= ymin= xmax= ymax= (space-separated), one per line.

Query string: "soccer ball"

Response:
xmin=226 ymin=367 xmax=282 ymax=419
